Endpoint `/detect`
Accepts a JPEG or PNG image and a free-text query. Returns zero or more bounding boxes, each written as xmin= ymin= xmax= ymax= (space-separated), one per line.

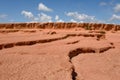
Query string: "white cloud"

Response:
xmin=100 ymin=2 xmax=107 ymax=6
xmin=110 ymin=14 xmax=120 ymax=21
xmin=55 ymin=15 xmax=59 ymax=21
xmin=57 ymin=19 xmax=64 ymax=22
xmin=38 ymin=3 xmax=52 ymax=12
xmin=114 ymin=4 xmax=120 ymax=12
xmin=70 ymin=19 xmax=77 ymax=22
xmin=80 ymin=21 xmax=84 ymax=23
xmin=55 ymin=15 xmax=64 ymax=22
xmin=0 ymin=14 xmax=7 ymax=19
xmin=21 ymin=10 xmax=52 ymax=22
xmin=33 ymin=17 xmax=39 ymax=21
xmin=66 ymin=12 xmax=95 ymax=21
xmin=38 ymin=13 xmax=52 ymax=22
xmin=21 ymin=10 xmax=34 ymax=20
xmin=95 ymin=20 xmax=105 ymax=23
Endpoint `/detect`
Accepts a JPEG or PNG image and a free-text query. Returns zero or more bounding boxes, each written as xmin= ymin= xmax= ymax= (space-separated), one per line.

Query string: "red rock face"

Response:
xmin=0 ymin=22 xmax=119 ymax=31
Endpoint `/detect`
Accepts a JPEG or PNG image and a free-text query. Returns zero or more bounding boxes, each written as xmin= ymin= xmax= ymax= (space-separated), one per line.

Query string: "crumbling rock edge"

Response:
xmin=0 ymin=22 xmax=120 ymax=31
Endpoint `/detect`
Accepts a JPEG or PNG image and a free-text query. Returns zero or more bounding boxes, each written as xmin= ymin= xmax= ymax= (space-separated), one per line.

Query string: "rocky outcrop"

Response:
xmin=0 ymin=22 xmax=120 ymax=31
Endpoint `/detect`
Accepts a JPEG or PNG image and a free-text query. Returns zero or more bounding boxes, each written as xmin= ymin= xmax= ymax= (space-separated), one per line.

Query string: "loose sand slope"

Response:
xmin=0 ymin=23 xmax=120 ymax=80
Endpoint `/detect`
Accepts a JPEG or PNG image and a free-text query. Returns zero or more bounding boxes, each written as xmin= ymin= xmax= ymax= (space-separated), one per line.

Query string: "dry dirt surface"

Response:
xmin=0 ymin=24 xmax=120 ymax=80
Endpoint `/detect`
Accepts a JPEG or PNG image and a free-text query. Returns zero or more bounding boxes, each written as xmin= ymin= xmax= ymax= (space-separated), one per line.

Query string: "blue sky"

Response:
xmin=0 ymin=0 xmax=120 ymax=24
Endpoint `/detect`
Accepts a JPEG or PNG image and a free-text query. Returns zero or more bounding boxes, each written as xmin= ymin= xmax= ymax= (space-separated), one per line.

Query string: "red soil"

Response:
xmin=0 ymin=23 xmax=120 ymax=80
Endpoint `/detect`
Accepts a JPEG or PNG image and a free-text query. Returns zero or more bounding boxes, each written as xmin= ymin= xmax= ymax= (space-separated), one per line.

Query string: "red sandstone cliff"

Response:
xmin=0 ymin=22 xmax=120 ymax=31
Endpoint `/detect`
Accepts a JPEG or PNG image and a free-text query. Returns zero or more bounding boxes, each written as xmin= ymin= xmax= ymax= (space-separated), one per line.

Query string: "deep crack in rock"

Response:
xmin=68 ymin=46 xmax=113 ymax=80
xmin=69 ymin=48 xmax=95 ymax=80
xmin=69 ymin=48 xmax=95 ymax=59
xmin=0 ymin=33 xmax=104 ymax=50
xmin=71 ymin=67 xmax=77 ymax=80
xmin=66 ymin=40 xmax=79 ymax=45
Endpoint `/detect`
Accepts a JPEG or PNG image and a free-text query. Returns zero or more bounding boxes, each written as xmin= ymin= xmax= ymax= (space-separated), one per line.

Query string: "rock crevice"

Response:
xmin=0 ymin=33 xmax=104 ymax=50
xmin=68 ymin=45 xmax=114 ymax=80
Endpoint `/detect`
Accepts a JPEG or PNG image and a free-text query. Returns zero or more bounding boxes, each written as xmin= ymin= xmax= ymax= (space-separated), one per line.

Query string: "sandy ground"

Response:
xmin=0 ymin=29 xmax=120 ymax=80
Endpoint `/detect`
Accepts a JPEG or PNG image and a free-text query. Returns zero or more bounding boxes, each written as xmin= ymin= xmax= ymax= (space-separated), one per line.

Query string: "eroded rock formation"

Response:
xmin=0 ymin=22 xmax=120 ymax=31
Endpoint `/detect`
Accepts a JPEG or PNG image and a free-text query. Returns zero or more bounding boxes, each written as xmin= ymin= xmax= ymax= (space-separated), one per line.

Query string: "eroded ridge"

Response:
xmin=0 ymin=22 xmax=120 ymax=31
xmin=0 ymin=29 xmax=38 ymax=33
xmin=0 ymin=29 xmax=19 ymax=33
xmin=69 ymin=46 xmax=113 ymax=59
xmin=66 ymin=40 xmax=79 ymax=45
xmin=0 ymin=33 xmax=105 ymax=50
xmin=69 ymin=48 xmax=95 ymax=59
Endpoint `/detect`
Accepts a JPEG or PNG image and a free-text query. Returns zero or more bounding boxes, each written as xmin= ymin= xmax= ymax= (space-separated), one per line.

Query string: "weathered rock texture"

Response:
xmin=0 ymin=22 xmax=120 ymax=31
xmin=0 ymin=23 xmax=120 ymax=80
